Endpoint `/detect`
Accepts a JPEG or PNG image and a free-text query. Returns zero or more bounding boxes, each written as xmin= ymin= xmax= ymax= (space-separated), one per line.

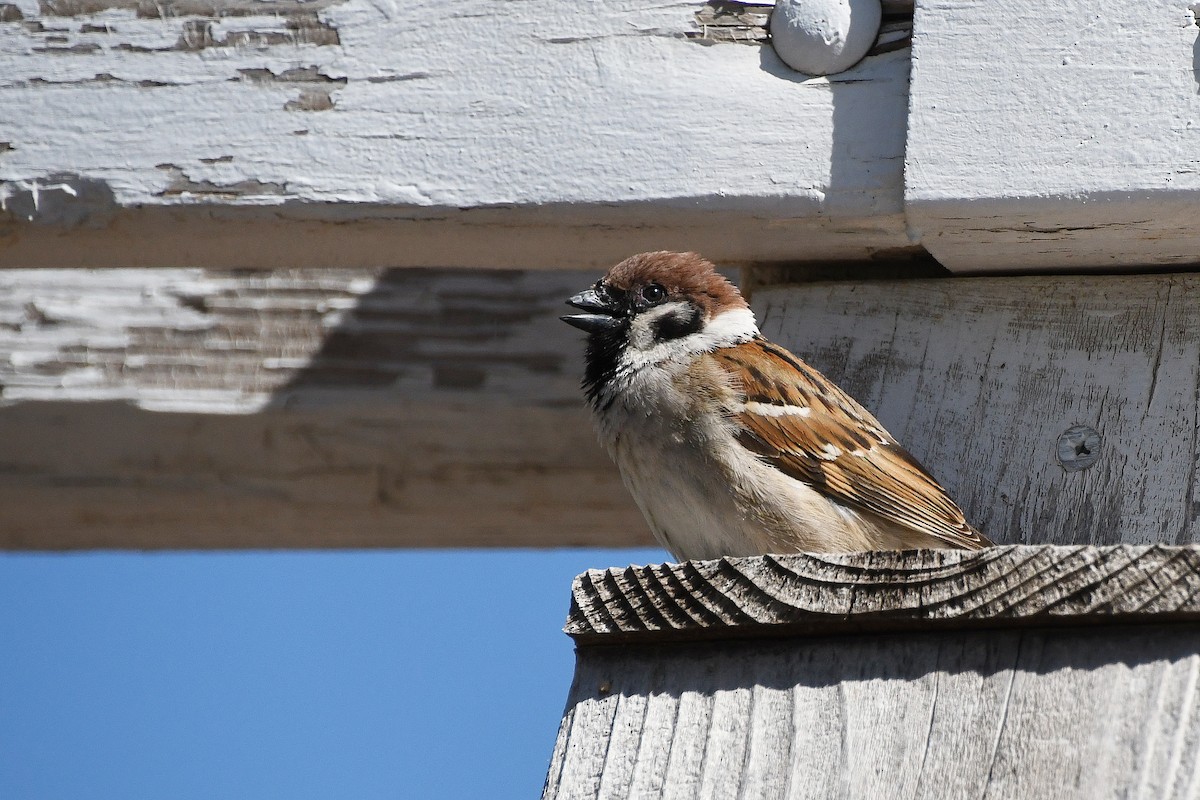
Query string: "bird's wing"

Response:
xmin=710 ymin=338 xmax=991 ymax=550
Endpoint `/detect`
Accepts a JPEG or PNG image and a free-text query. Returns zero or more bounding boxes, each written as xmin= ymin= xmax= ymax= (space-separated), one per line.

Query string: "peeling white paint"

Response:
xmin=0 ymin=267 xmax=597 ymax=414
xmin=0 ymin=0 xmax=913 ymax=267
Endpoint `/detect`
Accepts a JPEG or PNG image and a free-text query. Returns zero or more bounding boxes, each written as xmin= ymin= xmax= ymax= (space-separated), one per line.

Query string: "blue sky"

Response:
xmin=0 ymin=547 xmax=667 ymax=800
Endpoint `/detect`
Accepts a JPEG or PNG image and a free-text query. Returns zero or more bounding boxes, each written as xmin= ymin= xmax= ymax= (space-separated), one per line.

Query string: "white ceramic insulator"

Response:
xmin=769 ymin=0 xmax=883 ymax=76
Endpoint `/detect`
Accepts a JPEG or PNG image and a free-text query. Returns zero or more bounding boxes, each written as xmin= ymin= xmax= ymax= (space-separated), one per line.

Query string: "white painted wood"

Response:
xmin=0 ymin=267 xmax=650 ymax=549
xmin=5 ymin=0 xmax=1195 ymax=271
xmin=755 ymin=273 xmax=1200 ymax=547
xmin=544 ymin=547 xmax=1200 ymax=799
xmin=0 ymin=0 xmax=913 ymax=269
xmin=0 ymin=268 xmax=585 ymax=412
xmin=905 ymin=0 xmax=1200 ymax=271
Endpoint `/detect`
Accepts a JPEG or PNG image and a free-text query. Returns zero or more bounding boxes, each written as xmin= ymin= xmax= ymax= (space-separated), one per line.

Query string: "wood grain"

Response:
xmin=566 ymin=545 xmax=1200 ymax=642
xmin=544 ymin=623 xmax=1200 ymax=799
xmin=755 ymin=273 xmax=1200 ymax=547
xmin=3 ymin=269 xmax=1196 ymax=549
xmin=0 ymin=267 xmax=651 ymax=549
xmin=548 ymin=547 xmax=1200 ymax=797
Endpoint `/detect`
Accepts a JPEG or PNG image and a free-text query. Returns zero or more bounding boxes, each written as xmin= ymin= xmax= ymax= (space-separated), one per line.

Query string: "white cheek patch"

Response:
xmin=619 ymin=306 xmax=760 ymax=372
xmin=626 ymin=302 xmax=690 ymax=351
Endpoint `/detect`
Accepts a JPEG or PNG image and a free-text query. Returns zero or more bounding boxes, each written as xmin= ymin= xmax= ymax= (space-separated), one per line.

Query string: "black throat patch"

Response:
xmin=581 ymin=322 xmax=629 ymax=411
xmin=578 ymin=304 xmax=703 ymax=411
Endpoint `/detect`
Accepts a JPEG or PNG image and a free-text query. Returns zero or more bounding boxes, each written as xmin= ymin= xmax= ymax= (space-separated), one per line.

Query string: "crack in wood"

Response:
xmin=38 ymin=0 xmax=347 ymax=19
xmin=239 ymin=66 xmax=346 ymax=86
xmin=31 ymin=40 xmax=98 ymax=52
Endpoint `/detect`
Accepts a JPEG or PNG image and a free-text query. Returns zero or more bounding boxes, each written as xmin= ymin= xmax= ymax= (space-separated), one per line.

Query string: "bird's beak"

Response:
xmin=561 ymin=287 xmax=622 ymax=333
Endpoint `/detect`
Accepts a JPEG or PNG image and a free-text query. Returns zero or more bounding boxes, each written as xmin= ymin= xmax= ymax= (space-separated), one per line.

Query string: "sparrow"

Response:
xmin=561 ymin=251 xmax=992 ymax=561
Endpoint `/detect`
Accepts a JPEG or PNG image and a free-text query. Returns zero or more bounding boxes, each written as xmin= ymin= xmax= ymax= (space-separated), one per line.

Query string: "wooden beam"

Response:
xmin=905 ymin=0 xmax=1200 ymax=271
xmin=545 ymin=547 xmax=1200 ymax=799
xmin=4 ymin=268 xmax=1200 ymax=549
xmin=0 ymin=0 xmax=914 ymax=269
xmin=6 ymin=0 xmax=1195 ymax=272
xmin=0 ymin=267 xmax=650 ymax=549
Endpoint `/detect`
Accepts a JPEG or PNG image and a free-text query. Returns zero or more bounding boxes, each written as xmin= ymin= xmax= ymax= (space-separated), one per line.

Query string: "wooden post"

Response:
xmin=544 ymin=546 xmax=1200 ymax=798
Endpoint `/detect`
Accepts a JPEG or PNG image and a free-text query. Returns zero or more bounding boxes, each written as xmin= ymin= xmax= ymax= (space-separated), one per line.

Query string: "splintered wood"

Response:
xmin=544 ymin=547 xmax=1200 ymax=799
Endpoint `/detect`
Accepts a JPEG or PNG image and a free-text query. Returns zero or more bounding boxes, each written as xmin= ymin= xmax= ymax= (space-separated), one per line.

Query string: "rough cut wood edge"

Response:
xmin=566 ymin=545 xmax=1200 ymax=643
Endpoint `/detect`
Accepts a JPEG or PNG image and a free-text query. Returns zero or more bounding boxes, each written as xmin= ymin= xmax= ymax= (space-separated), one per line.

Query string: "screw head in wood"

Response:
xmin=1056 ymin=425 xmax=1102 ymax=472
xmin=769 ymin=0 xmax=882 ymax=76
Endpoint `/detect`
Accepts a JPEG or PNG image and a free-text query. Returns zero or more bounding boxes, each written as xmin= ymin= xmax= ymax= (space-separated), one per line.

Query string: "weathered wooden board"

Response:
xmin=544 ymin=547 xmax=1200 ymax=799
xmin=3 ymin=269 xmax=1198 ymax=549
xmin=5 ymin=0 xmax=1195 ymax=272
xmin=0 ymin=267 xmax=650 ymax=548
xmin=0 ymin=0 xmax=914 ymax=269
xmin=906 ymin=0 xmax=1200 ymax=271
xmin=546 ymin=625 xmax=1200 ymax=800
xmin=756 ymin=272 xmax=1200 ymax=547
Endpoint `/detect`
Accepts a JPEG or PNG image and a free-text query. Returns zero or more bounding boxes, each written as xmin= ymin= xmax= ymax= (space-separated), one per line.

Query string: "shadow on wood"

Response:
xmin=5 ymin=270 xmax=1200 ymax=550
xmin=0 ymin=268 xmax=648 ymax=549
xmin=544 ymin=547 xmax=1200 ymax=799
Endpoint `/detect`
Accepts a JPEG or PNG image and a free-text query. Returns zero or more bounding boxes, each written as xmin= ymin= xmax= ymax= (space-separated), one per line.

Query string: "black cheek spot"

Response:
xmin=652 ymin=306 xmax=703 ymax=341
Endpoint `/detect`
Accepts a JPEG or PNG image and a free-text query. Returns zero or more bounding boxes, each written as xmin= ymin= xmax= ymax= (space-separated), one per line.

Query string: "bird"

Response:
xmin=560 ymin=250 xmax=992 ymax=561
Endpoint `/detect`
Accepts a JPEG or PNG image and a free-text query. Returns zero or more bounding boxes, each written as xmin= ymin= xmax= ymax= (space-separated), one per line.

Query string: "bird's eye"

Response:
xmin=641 ymin=284 xmax=667 ymax=304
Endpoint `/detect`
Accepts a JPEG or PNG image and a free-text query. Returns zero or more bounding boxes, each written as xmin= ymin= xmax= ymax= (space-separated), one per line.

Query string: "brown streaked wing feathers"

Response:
xmin=715 ymin=339 xmax=990 ymax=549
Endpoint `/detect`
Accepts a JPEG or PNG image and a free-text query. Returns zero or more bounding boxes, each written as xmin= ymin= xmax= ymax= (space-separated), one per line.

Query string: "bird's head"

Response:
xmin=562 ymin=251 xmax=758 ymax=403
xmin=562 ymin=251 xmax=750 ymax=343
